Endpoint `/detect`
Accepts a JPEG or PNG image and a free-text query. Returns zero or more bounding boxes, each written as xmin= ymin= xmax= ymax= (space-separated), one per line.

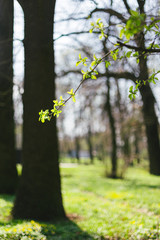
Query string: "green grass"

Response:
xmin=0 ymin=163 xmax=160 ymax=239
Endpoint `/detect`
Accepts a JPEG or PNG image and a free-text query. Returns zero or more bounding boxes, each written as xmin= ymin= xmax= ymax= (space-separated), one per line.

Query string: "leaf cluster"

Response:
xmin=89 ymin=18 xmax=107 ymax=40
xmin=120 ymin=10 xmax=146 ymax=40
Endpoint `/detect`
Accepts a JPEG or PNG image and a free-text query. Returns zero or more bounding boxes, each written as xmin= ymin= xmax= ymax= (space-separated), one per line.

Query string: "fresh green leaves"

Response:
xmin=67 ymin=89 xmax=76 ymax=102
xmin=39 ymin=110 xmax=50 ymax=123
xmin=120 ymin=11 xmax=146 ymax=40
xmin=128 ymin=70 xmax=160 ymax=100
xmin=148 ymin=70 xmax=160 ymax=84
xmin=39 ymin=96 xmax=66 ymax=122
xmin=105 ymin=61 xmax=111 ymax=68
xmin=128 ymin=81 xmax=141 ymax=100
xmin=110 ymin=49 xmax=119 ymax=61
xmin=90 ymin=18 xmax=107 ymax=40
xmin=76 ymin=54 xmax=88 ymax=67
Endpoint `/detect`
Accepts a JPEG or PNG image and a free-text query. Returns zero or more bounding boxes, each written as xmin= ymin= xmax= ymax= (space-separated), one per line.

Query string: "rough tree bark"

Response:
xmin=0 ymin=0 xmax=18 ymax=194
xmin=13 ymin=0 xmax=65 ymax=220
xmin=137 ymin=0 xmax=160 ymax=175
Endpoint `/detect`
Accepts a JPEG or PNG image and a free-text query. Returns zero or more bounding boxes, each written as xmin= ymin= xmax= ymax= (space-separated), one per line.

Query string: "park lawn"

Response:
xmin=0 ymin=164 xmax=159 ymax=239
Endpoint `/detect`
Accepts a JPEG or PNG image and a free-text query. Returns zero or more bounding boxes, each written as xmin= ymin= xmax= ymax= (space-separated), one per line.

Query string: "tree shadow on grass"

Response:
xmin=48 ymin=218 xmax=94 ymax=240
xmin=0 ymin=218 xmax=95 ymax=240
xmin=124 ymin=179 xmax=160 ymax=191
xmin=0 ymin=194 xmax=15 ymax=203
xmin=0 ymin=195 xmax=95 ymax=239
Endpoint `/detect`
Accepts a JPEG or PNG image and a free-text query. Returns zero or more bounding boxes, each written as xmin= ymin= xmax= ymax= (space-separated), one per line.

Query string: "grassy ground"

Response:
xmin=0 ymin=163 xmax=160 ymax=239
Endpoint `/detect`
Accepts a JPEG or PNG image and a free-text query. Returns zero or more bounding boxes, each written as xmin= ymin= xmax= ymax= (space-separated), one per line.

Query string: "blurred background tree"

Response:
xmin=0 ymin=0 xmax=18 ymax=194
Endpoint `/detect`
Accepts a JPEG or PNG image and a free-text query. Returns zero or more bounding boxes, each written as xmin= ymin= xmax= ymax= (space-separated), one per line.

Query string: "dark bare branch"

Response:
xmin=99 ymin=71 xmax=137 ymax=82
xmin=54 ymin=31 xmax=90 ymax=41
xmin=59 ymin=69 xmax=137 ymax=83
xmin=89 ymin=8 xmax=127 ymax=23
xmin=122 ymin=0 xmax=131 ymax=14
xmin=55 ymin=16 xmax=87 ymax=23
xmin=117 ymin=41 xmax=160 ymax=53
xmin=58 ymin=70 xmax=81 ymax=78
xmin=137 ymin=0 xmax=145 ymax=13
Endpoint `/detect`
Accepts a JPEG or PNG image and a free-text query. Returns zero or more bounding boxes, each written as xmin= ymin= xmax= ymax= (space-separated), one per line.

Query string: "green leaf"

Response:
xmin=112 ymin=54 xmax=117 ymax=61
xmin=130 ymin=10 xmax=139 ymax=17
xmin=129 ymin=93 xmax=133 ymax=100
xmin=91 ymin=61 xmax=96 ymax=67
xmin=105 ymin=61 xmax=111 ymax=68
xmin=93 ymin=54 xmax=97 ymax=60
xmin=83 ymin=73 xmax=86 ymax=80
xmin=155 ymin=24 xmax=159 ymax=30
xmin=76 ymin=61 xmax=81 ymax=66
xmin=96 ymin=18 xmax=101 ymax=24
xmin=126 ymin=51 xmax=132 ymax=58
xmin=129 ymin=86 xmax=133 ymax=92
xmin=119 ymin=29 xmax=124 ymax=39
xmin=67 ymin=89 xmax=74 ymax=95
xmin=91 ymin=75 xmax=97 ymax=79
xmin=72 ymin=95 xmax=76 ymax=102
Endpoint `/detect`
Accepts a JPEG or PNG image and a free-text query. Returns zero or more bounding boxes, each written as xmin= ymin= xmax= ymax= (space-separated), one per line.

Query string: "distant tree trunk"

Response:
xmin=115 ymin=78 xmax=130 ymax=164
xmin=123 ymin=135 xmax=131 ymax=165
xmin=75 ymin=136 xmax=80 ymax=163
xmin=134 ymin=129 xmax=140 ymax=164
xmin=0 ymin=0 xmax=18 ymax=194
xmin=105 ymin=78 xmax=117 ymax=178
xmin=87 ymin=125 xmax=94 ymax=164
xmin=13 ymin=0 xmax=65 ymax=220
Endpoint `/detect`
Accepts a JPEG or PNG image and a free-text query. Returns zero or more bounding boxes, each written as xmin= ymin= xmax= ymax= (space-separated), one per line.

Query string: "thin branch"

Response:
xmin=89 ymin=8 xmax=127 ymax=23
xmin=90 ymin=0 xmax=98 ymax=6
xmin=117 ymin=41 xmax=160 ymax=53
xmin=55 ymin=16 xmax=87 ymax=23
xmin=54 ymin=31 xmax=90 ymax=41
xmin=100 ymin=71 xmax=137 ymax=82
xmin=51 ymin=47 xmax=120 ymax=117
xmin=58 ymin=70 xmax=81 ymax=78
xmin=122 ymin=0 xmax=131 ymax=14
xmin=137 ymin=0 xmax=145 ymax=13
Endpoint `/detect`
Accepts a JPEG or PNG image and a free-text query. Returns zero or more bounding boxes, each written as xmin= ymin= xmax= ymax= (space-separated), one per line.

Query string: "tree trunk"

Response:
xmin=137 ymin=30 xmax=160 ymax=175
xmin=75 ymin=136 xmax=80 ymax=164
xmin=106 ymin=78 xmax=117 ymax=178
xmin=13 ymin=0 xmax=65 ymax=220
xmin=0 ymin=0 xmax=18 ymax=194
xmin=87 ymin=126 xmax=94 ymax=164
xmin=134 ymin=129 xmax=140 ymax=164
xmin=139 ymin=83 xmax=160 ymax=175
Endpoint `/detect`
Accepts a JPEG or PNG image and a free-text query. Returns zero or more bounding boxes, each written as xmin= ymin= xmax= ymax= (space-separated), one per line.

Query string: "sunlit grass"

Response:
xmin=61 ymin=164 xmax=160 ymax=239
xmin=0 ymin=163 xmax=159 ymax=239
